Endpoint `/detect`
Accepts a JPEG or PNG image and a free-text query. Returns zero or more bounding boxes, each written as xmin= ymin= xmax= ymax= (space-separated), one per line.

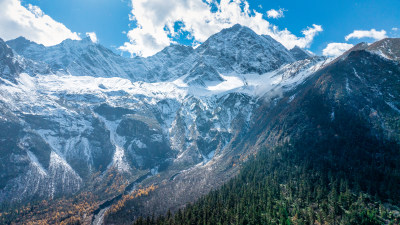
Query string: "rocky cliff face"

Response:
xmin=0 ymin=38 xmax=22 ymax=83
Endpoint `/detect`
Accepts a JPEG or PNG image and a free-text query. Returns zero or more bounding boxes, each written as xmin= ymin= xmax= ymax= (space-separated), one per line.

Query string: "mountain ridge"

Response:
xmin=4 ymin=24 xmax=305 ymax=83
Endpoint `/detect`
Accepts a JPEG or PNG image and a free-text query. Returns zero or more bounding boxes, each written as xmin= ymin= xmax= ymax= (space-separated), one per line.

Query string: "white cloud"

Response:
xmin=345 ymin=29 xmax=387 ymax=41
xmin=322 ymin=42 xmax=354 ymax=57
xmin=86 ymin=32 xmax=98 ymax=43
xmin=272 ymin=24 xmax=323 ymax=50
xmin=120 ymin=0 xmax=323 ymax=57
xmin=392 ymin=27 xmax=398 ymax=31
xmin=0 ymin=0 xmax=80 ymax=46
xmin=266 ymin=8 xmax=285 ymax=19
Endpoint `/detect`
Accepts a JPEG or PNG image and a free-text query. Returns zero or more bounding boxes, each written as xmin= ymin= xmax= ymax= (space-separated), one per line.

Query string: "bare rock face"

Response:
xmin=0 ymin=38 xmax=22 ymax=82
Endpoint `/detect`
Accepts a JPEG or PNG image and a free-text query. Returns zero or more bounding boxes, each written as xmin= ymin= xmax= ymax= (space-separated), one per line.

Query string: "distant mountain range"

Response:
xmin=0 ymin=24 xmax=399 ymax=224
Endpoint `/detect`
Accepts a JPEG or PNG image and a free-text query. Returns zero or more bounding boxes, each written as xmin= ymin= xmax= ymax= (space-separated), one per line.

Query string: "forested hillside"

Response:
xmin=131 ymin=107 xmax=400 ymax=225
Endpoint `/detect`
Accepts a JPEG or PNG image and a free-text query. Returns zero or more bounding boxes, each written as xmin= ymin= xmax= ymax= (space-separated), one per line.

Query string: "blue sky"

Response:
xmin=20 ymin=0 xmax=132 ymax=50
xmin=3 ymin=0 xmax=400 ymax=57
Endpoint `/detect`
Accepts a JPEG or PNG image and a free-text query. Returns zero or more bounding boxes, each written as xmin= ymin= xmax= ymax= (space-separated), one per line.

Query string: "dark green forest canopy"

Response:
xmin=125 ymin=107 xmax=400 ymax=225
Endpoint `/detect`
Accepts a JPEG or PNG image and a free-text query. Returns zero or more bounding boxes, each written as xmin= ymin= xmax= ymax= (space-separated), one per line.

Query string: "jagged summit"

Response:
xmin=6 ymin=35 xmax=142 ymax=79
xmin=59 ymin=36 xmax=94 ymax=46
xmin=7 ymin=36 xmax=93 ymax=49
xmin=6 ymin=36 xmax=46 ymax=56
xmin=157 ymin=44 xmax=194 ymax=56
xmin=3 ymin=26 xmax=399 ymax=86
xmin=212 ymin=23 xmax=248 ymax=36
xmin=290 ymin=46 xmax=313 ymax=61
xmin=196 ymin=24 xmax=295 ymax=74
xmin=2 ymin=24 xmax=305 ymax=83
xmin=6 ymin=36 xmax=43 ymax=47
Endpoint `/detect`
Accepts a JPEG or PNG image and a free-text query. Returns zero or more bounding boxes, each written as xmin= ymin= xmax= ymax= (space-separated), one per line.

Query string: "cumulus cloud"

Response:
xmin=272 ymin=24 xmax=323 ymax=50
xmin=322 ymin=42 xmax=354 ymax=57
xmin=266 ymin=8 xmax=285 ymax=19
xmin=345 ymin=29 xmax=387 ymax=41
xmin=86 ymin=32 xmax=98 ymax=43
xmin=120 ymin=0 xmax=323 ymax=57
xmin=0 ymin=0 xmax=80 ymax=46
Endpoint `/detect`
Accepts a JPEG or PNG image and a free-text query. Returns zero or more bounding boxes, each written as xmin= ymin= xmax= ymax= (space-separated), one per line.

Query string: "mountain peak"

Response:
xmin=367 ymin=38 xmax=400 ymax=61
xmin=332 ymin=38 xmax=400 ymax=64
xmin=157 ymin=44 xmax=194 ymax=57
xmin=59 ymin=37 xmax=94 ymax=47
xmin=6 ymin=36 xmax=45 ymax=53
xmin=218 ymin=24 xmax=258 ymax=39
xmin=12 ymin=36 xmax=30 ymax=43
xmin=231 ymin=23 xmax=242 ymax=29
xmin=196 ymin=24 xmax=295 ymax=74
xmin=218 ymin=24 xmax=244 ymax=34
xmin=6 ymin=36 xmax=44 ymax=47
xmin=10 ymin=36 xmax=34 ymax=44
xmin=82 ymin=36 xmax=94 ymax=43
xmin=290 ymin=46 xmax=313 ymax=61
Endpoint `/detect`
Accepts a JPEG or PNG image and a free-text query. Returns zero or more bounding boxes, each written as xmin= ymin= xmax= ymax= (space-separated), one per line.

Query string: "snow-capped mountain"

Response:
xmin=6 ymin=24 xmax=298 ymax=84
xmin=6 ymin=36 xmax=146 ymax=80
xmin=0 ymin=38 xmax=51 ymax=83
xmin=197 ymin=24 xmax=296 ymax=74
xmin=0 ymin=24 xmax=324 ymax=204
xmin=1 ymin=24 xmax=399 ymax=224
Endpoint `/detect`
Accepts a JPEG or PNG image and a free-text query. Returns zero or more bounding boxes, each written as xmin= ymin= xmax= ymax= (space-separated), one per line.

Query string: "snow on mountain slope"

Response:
xmin=183 ymin=60 xmax=225 ymax=87
xmin=367 ymin=38 xmax=400 ymax=62
xmin=330 ymin=38 xmax=400 ymax=63
xmin=0 ymin=38 xmax=50 ymax=83
xmin=0 ymin=24 xmax=334 ymax=206
xmin=1 ymin=24 xmax=400 ymax=223
xmin=196 ymin=24 xmax=296 ymax=74
xmin=6 ymin=37 xmax=146 ymax=80
xmin=143 ymin=44 xmax=198 ymax=82
xmin=5 ymin=37 xmax=196 ymax=82
xmin=0 ymin=52 xmax=325 ymax=203
xmin=5 ymin=24 xmax=302 ymax=85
